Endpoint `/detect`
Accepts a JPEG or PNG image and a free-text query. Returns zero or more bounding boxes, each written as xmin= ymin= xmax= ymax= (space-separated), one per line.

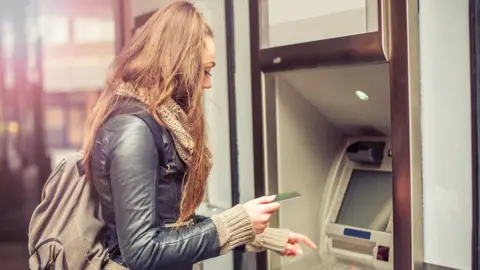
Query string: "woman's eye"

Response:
xmin=204 ymin=70 xmax=212 ymax=77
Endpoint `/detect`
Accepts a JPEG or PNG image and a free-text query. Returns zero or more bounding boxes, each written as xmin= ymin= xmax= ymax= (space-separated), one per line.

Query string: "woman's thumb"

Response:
xmin=252 ymin=195 xmax=276 ymax=204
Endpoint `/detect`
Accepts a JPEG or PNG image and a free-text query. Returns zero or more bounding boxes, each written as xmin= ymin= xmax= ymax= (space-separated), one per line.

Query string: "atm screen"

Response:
xmin=336 ymin=169 xmax=393 ymax=231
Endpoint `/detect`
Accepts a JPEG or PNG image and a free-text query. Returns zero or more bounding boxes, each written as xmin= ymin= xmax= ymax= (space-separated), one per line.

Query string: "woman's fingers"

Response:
xmin=300 ymin=235 xmax=317 ymax=249
xmin=284 ymin=243 xmax=303 ymax=256
xmin=288 ymin=232 xmax=318 ymax=249
xmin=260 ymin=202 xmax=281 ymax=213
xmin=255 ymin=223 xmax=267 ymax=234
xmin=283 ymin=250 xmax=296 ymax=257
xmin=244 ymin=197 xmax=280 ymax=234
xmin=251 ymin=195 xmax=276 ymax=204
xmin=260 ymin=212 xmax=274 ymax=224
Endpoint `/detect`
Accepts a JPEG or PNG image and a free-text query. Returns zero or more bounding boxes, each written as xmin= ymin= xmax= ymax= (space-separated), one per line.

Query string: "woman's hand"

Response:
xmin=282 ymin=232 xmax=317 ymax=257
xmin=243 ymin=196 xmax=280 ymax=234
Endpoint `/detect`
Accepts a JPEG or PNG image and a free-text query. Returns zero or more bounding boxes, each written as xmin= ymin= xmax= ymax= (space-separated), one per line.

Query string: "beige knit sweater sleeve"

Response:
xmin=246 ymin=228 xmax=290 ymax=253
xmin=210 ymin=204 xmax=256 ymax=255
xmin=210 ymin=205 xmax=290 ymax=255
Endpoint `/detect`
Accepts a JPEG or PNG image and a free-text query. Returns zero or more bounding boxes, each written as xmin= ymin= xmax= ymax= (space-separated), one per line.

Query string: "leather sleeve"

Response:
xmin=104 ymin=115 xmax=220 ymax=269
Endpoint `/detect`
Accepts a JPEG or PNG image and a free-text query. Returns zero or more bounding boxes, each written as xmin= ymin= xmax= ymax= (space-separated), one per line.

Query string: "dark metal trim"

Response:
xmin=258 ymin=32 xmax=386 ymax=72
xmin=257 ymin=0 xmax=387 ymax=72
xmin=248 ymin=0 xmax=268 ymax=269
xmin=225 ymin=0 xmax=239 ymax=216
xmin=224 ymin=0 xmax=242 ymax=269
xmin=470 ymin=0 xmax=479 ymax=268
xmin=389 ymin=0 xmax=415 ymax=268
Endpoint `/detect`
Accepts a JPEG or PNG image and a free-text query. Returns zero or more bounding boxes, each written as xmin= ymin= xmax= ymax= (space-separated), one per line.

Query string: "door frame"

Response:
xmin=248 ymin=1 xmax=423 ymax=269
xmin=470 ymin=0 xmax=479 ymax=268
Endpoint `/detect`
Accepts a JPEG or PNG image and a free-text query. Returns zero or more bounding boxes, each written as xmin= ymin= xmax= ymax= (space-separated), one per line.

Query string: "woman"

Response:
xmin=82 ymin=1 xmax=316 ymax=269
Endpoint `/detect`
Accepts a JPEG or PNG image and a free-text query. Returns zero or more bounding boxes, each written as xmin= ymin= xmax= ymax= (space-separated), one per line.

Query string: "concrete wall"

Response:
xmin=273 ymin=77 xmax=343 ymax=269
xmin=420 ymin=0 xmax=472 ymax=269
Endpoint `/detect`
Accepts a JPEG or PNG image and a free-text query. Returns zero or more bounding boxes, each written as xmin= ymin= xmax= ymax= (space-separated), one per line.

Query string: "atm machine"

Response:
xmin=272 ymin=139 xmax=394 ymax=270
xmin=318 ymin=138 xmax=393 ymax=269
xmin=247 ymin=0 xmax=422 ymax=269
xmin=256 ymin=63 xmax=394 ymax=270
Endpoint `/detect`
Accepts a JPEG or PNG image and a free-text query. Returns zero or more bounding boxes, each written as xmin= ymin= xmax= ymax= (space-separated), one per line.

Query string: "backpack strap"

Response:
xmin=79 ymin=97 xmax=168 ymax=175
xmin=132 ymin=113 xmax=164 ymax=153
xmin=111 ymin=98 xmax=167 ymax=165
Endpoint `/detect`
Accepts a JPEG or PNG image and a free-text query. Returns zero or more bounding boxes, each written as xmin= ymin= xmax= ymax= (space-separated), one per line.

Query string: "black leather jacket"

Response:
xmin=90 ymin=102 xmax=220 ymax=269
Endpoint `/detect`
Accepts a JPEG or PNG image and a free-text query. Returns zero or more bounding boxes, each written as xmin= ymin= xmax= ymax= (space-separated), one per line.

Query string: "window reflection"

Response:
xmin=38 ymin=0 xmax=116 ymax=165
xmin=39 ymin=15 xmax=69 ymax=45
xmin=73 ymin=18 xmax=115 ymax=44
xmin=1 ymin=22 xmax=14 ymax=89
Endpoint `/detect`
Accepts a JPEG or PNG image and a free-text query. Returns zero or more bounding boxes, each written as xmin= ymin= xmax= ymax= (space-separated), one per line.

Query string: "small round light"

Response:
xmin=355 ymin=90 xmax=369 ymax=101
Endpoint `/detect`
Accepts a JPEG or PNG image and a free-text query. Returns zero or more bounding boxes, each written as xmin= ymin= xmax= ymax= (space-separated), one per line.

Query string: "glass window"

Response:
xmin=39 ymin=0 xmax=116 ymax=164
xmin=39 ymin=15 xmax=69 ymax=45
xmin=44 ymin=106 xmax=66 ymax=148
xmin=44 ymin=106 xmax=65 ymax=130
xmin=261 ymin=0 xmax=379 ymax=48
xmin=1 ymin=22 xmax=15 ymax=89
xmin=67 ymin=107 xmax=84 ymax=147
xmin=1 ymin=22 xmax=14 ymax=59
xmin=73 ymin=18 xmax=115 ymax=44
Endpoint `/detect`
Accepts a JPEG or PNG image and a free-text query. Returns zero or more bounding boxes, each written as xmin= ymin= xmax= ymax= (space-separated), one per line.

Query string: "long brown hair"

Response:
xmin=82 ymin=1 xmax=213 ymax=222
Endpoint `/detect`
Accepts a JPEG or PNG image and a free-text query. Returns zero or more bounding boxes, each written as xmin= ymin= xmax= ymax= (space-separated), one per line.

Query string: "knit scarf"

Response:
xmin=115 ymin=82 xmax=212 ymax=171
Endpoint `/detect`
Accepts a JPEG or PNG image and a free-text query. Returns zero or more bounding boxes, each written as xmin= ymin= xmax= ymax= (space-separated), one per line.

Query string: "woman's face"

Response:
xmin=202 ymin=37 xmax=216 ymax=90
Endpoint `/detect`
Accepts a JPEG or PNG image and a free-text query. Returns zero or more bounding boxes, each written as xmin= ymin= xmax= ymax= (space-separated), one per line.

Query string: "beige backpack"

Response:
xmin=28 ymin=102 xmax=164 ymax=269
xmin=28 ymin=152 xmax=127 ymax=270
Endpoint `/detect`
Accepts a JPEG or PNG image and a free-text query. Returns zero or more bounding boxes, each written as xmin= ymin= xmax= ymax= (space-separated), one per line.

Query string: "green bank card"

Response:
xmin=272 ymin=191 xmax=301 ymax=203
